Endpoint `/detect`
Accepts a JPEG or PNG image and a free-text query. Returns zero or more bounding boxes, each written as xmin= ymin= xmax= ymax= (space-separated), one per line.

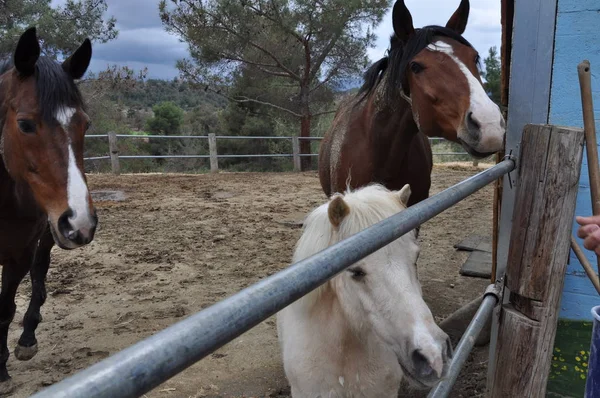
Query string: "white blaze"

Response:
xmin=426 ymin=41 xmax=504 ymax=151
xmin=67 ymin=144 xmax=91 ymax=230
xmin=56 ymin=107 xmax=92 ymax=232
xmin=56 ymin=107 xmax=76 ymax=130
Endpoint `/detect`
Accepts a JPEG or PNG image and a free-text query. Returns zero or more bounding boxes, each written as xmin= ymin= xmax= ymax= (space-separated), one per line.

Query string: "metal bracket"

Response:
xmin=484 ymin=280 xmax=503 ymax=304
xmin=502 ymin=150 xmax=517 ymax=190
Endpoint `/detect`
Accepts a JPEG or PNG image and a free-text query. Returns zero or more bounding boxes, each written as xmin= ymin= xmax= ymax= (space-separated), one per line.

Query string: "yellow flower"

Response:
xmin=559 ymin=357 xmax=565 ymax=362
xmin=581 ymin=351 xmax=586 ymax=355
xmin=576 ymin=356 xmax=581 ymax=362
xmin=553 ymin=356 xmax=558 ymax=361
xmin=584 ymin=363 xmax=588 ymax=368
xmin=581 ymin=374 xmax=587 ymax=380
xmin=555 ymin=348 xmax=561 ymax=352
xmin=553 ymin=363 xmax=558 ymax=368
xmin=562 ymin=365 xmax=568 ymax=371
xmin=576 ymin=366 xmax=580 ymax=371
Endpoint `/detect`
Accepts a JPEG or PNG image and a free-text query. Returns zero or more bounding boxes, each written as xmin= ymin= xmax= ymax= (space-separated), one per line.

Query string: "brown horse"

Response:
xmin=0 ymin=27 xmax=97 ymax=391
xmin=319 ymin=0 xmax=505 ymax=206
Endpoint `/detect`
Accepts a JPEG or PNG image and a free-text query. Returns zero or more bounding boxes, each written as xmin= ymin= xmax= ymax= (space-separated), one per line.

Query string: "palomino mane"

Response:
xmin=0 ymin=56 xmax=85 ymax=125
xmin=292 ymin=184 xmax=416 ymax=308
xmin=357 ymin=25 xmax=479 ymax=104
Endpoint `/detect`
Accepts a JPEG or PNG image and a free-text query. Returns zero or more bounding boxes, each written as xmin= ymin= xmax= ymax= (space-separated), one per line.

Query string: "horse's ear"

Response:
xmin=14 ymin=27 xmax=40 ymax=77
xmin=396 ymin=184 xmax=412 ymax=207
xmin=445 ymin=0 xmax=470 ymax=34
xmin=328 ymin=196 xmax=350 ymax=228
xmin=392 ymin=0 xmax=415 ymax=42
xmin=62 ymin=38 xmax=92 ymax=80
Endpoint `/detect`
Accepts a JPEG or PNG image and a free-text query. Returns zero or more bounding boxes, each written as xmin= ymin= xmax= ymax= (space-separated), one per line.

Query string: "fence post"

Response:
xmin=107 ymin=131 xmax=120 ymax=175
xmin=208 ymin=133 xmax=218 ymax=173
xmin=292 ymin=136 xmax=301 ymax=172
xmin=489 ymin=124 xmax=584 ymax=397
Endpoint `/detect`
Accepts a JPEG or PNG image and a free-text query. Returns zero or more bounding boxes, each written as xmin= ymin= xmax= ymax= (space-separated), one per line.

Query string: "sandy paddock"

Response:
xmin=8 ymin=164 xmax=494 ymax=397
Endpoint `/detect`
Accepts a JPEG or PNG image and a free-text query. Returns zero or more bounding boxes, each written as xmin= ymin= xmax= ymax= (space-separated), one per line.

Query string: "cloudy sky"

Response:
xmin=57 ymin=0 xmax=502 ymax=80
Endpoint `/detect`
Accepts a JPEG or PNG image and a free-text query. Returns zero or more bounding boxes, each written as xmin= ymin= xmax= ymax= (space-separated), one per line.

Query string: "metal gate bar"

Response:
xmin=31 ymin=159 xmax=515 ymax=398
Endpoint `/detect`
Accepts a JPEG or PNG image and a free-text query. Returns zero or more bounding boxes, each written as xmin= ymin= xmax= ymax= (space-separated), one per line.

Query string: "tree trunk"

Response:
xmin=299 ymin=85 xmax=311 ymax=171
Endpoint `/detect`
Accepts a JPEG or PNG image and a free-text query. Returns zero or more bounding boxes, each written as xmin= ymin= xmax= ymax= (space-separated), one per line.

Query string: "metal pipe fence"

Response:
xmin=82 ymin=133 xmax=471 ymax=173
xmin=427 ymin=284 xmax=501 ymax=398
xmin=31 ymin=159 xmax=515 ymax=398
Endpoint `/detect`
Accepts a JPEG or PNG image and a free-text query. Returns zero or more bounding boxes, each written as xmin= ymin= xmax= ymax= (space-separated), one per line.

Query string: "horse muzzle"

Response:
xmin=50 ymin=207 xmax=98 ymax=249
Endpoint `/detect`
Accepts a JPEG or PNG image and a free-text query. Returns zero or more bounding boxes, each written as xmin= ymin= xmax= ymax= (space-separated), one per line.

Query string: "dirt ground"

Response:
xmin=7 ymin=164 xmax=494 ymax=398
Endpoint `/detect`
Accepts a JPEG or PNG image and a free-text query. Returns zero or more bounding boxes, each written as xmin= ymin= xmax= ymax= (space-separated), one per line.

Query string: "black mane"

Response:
xmin=357 ymin=25 xmax=478 ymax=104
xmin=0 ymin=56 xmax=85 ymax=124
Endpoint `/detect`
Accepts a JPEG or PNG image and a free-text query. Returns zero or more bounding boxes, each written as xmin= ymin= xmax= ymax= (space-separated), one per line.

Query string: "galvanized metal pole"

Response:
xmin=31 ymin=160 xmax=514 ymax=398
xmin=427 ymin=284 xmax=501 ymax=398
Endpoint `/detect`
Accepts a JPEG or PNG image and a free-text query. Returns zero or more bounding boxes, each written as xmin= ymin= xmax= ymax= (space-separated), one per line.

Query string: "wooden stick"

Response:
xmin=578 ymin=61 xmax=600 ymax=214
xmin=571 ymin=236 xmax=600 ymax=295
xmin=577 ymin=60 xmax=600 ymax=278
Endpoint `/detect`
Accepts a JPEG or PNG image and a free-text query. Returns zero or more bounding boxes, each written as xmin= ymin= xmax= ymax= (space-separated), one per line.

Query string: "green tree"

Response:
xmin=159 ymin=0 xmax=390 ymax=170
xmin=146 ymin=101 xmax=185 ymax=135
xmin=146 ymin=102 xmax=185 ymax=160
xmin=0 ymin=0 xmax=118 ymax=58
xmin=481 ymin=46 xmax=501 ymax=105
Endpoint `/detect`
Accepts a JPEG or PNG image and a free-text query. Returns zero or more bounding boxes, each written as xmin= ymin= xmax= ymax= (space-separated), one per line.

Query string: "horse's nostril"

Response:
xmin=467 ymin=111 xmax=481 ymax=130
xmin=411 ymin=349 xmax=434 ymax=378
xmin=57 ymin=209 xmax=74 ymax=240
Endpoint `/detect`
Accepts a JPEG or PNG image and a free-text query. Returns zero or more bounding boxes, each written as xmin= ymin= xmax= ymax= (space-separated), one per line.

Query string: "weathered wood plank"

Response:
xmin=108 ymin=131 xmax=120 ymax=176
xmin=208 ymin=133 xmax=218 ymax=173
xmin=490 ymin=124 xmax=584 ymax=397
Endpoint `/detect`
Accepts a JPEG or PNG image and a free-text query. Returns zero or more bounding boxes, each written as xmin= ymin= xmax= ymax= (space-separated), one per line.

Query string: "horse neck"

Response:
xmin=368 ymin=71 xmax=420 ymax=155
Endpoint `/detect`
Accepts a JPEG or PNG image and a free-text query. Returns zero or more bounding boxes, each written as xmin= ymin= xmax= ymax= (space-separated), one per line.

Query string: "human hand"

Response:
xmin=576 ymin=215 xmax=600 ymax=255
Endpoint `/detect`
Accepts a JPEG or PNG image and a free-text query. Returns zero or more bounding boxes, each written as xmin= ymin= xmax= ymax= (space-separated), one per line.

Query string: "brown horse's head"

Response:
xmin=0 ymin=27 xmax=97 ymax=249
xmin=385 ymin=0 xmax=505 ymax=157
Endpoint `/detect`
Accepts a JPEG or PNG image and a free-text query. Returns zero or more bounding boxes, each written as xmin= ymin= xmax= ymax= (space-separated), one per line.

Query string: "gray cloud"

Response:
xmin=84 ymin=0 xmax=501 ymax=80
xmin=86 ymin=0 xmax=188 ymax=78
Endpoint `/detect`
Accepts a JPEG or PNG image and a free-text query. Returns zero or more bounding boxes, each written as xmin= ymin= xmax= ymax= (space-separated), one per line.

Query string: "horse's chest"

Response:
xmin=0 ymin=217 xmax=45 ymax=264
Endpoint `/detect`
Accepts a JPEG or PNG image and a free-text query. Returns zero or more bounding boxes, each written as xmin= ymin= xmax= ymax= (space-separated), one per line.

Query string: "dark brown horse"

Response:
xmin=319 ymin=0 xmax=505 ymax=206
xmin=0 ymin=27 xmax=96 ymax=391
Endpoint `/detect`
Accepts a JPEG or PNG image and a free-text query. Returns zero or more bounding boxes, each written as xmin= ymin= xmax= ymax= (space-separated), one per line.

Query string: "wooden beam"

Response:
xmin=292 ymin=136 xmax=301 ymax=172
xmin=107 ymin=131 xmax=120 ymax=176
xmin=208 ymin=133 xmax=219 ymax=173
xmin=489 ymin=124 xmax=584 ymax=397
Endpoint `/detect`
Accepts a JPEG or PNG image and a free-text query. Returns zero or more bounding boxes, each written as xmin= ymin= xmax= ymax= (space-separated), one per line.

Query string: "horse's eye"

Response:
xmin=410 ymin=62 xmax=425 ymax=74
xmin=17 ymin=120 xmax=36 ymax=134
xmin=349 ymin=268 xmax=366 ymax=280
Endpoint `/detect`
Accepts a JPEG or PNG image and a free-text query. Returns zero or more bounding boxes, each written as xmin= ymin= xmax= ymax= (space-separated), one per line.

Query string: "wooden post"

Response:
xmin=292 ymin=136 xmax=301 ymax=172
xmin=208 ymin=133 xmax=218 ymax=173
xmin=489 ymin=124 xmax=584 ymax=397
xmin=107 ymin=131 xmax=120 ymax=175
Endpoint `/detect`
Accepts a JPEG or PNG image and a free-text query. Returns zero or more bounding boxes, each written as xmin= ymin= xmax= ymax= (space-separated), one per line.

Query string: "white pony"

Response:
xmin=277 ymin=184 xmax=452 ymax=397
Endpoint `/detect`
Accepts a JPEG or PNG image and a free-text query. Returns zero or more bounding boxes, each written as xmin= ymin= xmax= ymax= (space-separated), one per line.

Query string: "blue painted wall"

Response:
xmin=547 ymin=1 xmax=600 ymax=395
xmin=549 ymin=0 xmax=600 ymax=322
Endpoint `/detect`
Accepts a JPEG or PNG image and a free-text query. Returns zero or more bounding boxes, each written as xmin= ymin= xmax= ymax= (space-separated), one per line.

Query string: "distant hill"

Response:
xmin=109 ymin=79 xmax=228 ymax=111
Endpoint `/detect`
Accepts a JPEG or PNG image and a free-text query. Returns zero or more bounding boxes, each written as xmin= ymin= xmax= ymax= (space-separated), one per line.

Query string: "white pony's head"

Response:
xmin=294 ymin=184 xmax=452 ymax=388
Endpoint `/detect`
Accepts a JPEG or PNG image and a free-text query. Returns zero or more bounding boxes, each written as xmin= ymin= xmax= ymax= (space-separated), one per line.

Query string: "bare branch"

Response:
xmin=232 ymin=96 xmax=303 ymax=117
xmin=198 ymin=83 xmax=303 ymax=118
xmin=310 ymin=30 xmax=344 ymax=81
xmin=312 ymin=109 xmax=337 ymax=117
